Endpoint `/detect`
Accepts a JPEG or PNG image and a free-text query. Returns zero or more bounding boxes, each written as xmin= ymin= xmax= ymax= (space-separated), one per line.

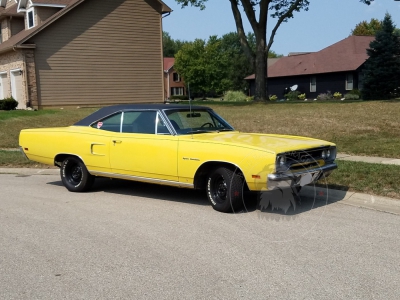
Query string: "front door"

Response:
xmin=11 ymin=70 xmax=24 ymax=109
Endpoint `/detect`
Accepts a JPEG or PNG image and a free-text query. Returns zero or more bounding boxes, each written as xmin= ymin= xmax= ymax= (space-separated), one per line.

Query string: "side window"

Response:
xmin=91 ymin=113 xmax=122 ymax=132
xmin=122 ymin=111 xmax=157 ymax=134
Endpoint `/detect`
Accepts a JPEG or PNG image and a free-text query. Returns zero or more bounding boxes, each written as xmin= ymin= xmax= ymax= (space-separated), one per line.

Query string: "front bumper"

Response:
xmin=267 ymin=163 xmax=337 ymax=190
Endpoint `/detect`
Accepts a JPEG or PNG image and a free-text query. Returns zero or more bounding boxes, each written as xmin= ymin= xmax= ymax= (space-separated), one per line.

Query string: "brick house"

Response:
xmin=0 ymin=0 xmax=171 ymax=109
xmin=245 ymin=36 xmax=375 ymax=99
xmin=163 ymin=57 xmax=186 ymax=100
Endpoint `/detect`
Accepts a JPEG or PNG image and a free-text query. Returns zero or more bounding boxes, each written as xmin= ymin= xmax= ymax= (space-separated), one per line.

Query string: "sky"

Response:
xmin=162 ymin=0 xmax=400 ymax=56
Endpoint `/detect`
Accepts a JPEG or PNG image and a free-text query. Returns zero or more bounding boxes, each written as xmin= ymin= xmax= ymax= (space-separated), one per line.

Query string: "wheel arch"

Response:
xmin=54 ymin=153 xmax=85 ymax=168
xmin=193 ymin=161 xmax=249 ymax=191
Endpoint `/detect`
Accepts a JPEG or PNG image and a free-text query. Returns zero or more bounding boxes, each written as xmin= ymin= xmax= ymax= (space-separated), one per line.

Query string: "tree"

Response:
xmin=362 ymin=13 xmax=400 ymax=100
xmin=351 ymin=18 xmax=400 ymax=36
xmin=162 ymin=31 xmax=188 ymax=57
xmin=174 ymin=37 xmax=230 ymax=97
xmin=176 ymin=0 xmax=374 ymax=101
xmin=351 ymin=18 xmax=381 ymax=36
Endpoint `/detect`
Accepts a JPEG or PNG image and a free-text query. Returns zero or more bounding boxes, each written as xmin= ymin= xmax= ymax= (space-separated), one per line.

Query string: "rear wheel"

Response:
xmin=61 ymin=156 xmax=94 ymax=192
xmin=206 ymin=167 xmax=244 ymax=213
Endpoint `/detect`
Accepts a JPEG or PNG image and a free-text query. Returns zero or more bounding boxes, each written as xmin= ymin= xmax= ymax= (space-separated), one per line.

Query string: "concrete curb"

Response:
xmin=336 ymin=154 xmax=400 ymax=166
xmin=1 ymin=168 xmax=399 ymax=215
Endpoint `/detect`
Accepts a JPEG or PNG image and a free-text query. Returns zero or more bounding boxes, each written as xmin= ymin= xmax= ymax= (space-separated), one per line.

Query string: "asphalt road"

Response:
xmin=0 ymin=173 xmax=399 ymax=299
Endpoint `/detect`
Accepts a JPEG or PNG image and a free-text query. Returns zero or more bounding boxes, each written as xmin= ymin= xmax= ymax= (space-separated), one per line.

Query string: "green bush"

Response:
xmin=246 ymin=96 xmax=254 ymax=102
xmin=348 ymin=89 xmax=361 ymax=96
xmin=269 ymin=95 xmax=278 ymax=101
xmin=224 ymin=90 xmax=247 ymax=102
xmin=0 ymin=97 xmax=18 ymax=110
xmin=170 ymin=95 xmax=189 ymax=101
xmin=298 ymin=93 xmax=306 ymax=100
xmin=284 ymin=91 xmax=301 ymax=101
xmin=333 ymin=92 xmax=342 ymax=99
xmin=344 ymin=93 xmax=360 ymax=100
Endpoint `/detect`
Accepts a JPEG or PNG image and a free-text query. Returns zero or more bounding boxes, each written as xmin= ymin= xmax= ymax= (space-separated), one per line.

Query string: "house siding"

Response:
xmin=164 ymin=67 xmax=186 ymax=99
xmin=35 ymin=7 xmax=61 ymax=25
xmin=26 ymin=0 xmax=164 ymax=107
xmin=249 ymin=71 xmax=360 ymax=99
xmin=11 ymin=18 xmax=25 ymax=36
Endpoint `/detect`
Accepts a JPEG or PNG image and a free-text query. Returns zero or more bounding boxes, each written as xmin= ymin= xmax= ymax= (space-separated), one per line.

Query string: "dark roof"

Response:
xmin=0 ymin=0 xmax=172 ymax=54
xmin=74 ymin=104 xmax=211 ymax=126
xmin=245 ymin=36 xmax=374 ymax=80
xmin=0 ymin=3 xmax=24 ymax=19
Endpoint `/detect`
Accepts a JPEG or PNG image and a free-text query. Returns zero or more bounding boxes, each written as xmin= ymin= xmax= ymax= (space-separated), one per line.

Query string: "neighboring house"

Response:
xmin=245 ymin=36 xmax=375 ymax=99
xmin=0 ymin=0 xmax=171 ymax=109
xmin=163 ymin=57 xmax=186 ymax=99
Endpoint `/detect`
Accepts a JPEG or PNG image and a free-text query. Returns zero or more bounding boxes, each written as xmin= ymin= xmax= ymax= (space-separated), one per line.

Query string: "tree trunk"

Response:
xmin=254 ymin=35 xmax=268 ymax=102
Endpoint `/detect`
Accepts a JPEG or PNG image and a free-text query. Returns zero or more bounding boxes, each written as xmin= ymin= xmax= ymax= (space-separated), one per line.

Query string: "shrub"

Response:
xmin=284 ymin=91 xmax=301 ymax=101
xmin=344 ymin=93 xmax=360 ymax=100
xmin=269 ymin=94 xmax=277 ymax=101
xmin=298 ymin=93 xmax=306 ymax=100
xmin=0 ymin=97 xmax=18 ymax=110
xmin=348 ymin=89 xmax=361 ymax=96
xmin=170 ymin=95 xmax=189 ymax=101
xmin=317 ymin=91 xmax=333 ymax=101
xmin=333 ymin=92 xmax=342 ymax=99
xmin=224 ymin=90 xmax=247 ymax=102
xmin=246 ymin=96 xmax=254 ymax=102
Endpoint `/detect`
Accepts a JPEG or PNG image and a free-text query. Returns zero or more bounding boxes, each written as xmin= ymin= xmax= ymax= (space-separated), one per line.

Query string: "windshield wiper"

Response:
xmin=217 ymin=128 xmax=234 ymax=132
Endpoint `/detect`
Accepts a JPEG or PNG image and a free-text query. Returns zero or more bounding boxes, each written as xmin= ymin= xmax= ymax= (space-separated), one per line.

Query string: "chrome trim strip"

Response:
xmin=268 ymin=163 xmax=337 ymax=181
xmin=89 ymin=170 xmax=194 ymax=188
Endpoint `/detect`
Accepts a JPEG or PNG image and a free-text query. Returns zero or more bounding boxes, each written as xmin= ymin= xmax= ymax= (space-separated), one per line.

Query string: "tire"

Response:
xmin=206 ymin=166 xmax=244 ymax=213
xmin=61 ymin=156 xmax=94 ymax=192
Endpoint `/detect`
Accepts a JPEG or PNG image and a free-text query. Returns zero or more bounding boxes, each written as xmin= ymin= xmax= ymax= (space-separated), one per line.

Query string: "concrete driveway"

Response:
xmin=0 ymin=173 xmax=399 ymax=299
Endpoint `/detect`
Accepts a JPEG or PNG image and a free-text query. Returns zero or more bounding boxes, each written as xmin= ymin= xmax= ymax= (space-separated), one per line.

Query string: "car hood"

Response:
xmin=182 ymin=131 xmax=334 ymax=154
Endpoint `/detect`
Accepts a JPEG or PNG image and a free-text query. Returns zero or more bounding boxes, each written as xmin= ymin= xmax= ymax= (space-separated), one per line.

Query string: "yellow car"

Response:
xmin=19 ymin=104 xmax=337 ymax=213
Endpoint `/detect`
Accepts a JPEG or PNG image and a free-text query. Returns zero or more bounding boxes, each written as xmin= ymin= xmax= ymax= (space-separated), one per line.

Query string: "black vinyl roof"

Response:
xmin=74 ymin=104 xmax=210 ymax=126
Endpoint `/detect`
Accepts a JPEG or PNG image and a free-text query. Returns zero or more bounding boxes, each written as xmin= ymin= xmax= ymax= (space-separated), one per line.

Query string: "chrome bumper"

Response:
xmin=267 ymin=163 xmax=337 ymax=190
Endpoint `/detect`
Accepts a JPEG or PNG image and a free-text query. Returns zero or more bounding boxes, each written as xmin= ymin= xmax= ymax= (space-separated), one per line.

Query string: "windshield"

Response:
xmin=164 ymin=109 xmax=234 ymax=135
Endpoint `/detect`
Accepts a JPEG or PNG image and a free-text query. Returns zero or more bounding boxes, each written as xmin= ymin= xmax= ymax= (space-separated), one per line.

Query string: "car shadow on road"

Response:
xmin=48 ymin=177 xmax=210 ymax=207
xmin=48 ymin=179 xmax=350 ymax=214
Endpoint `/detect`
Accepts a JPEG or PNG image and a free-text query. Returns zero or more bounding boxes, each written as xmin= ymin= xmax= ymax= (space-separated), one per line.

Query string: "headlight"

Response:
xmin=277 ymin=155 xmax=286 ymax=166
xmin=321 ymin=150 xmax=327 ymax=159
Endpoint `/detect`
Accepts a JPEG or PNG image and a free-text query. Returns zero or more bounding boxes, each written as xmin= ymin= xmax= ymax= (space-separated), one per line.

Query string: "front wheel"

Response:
xmin=61 ymin=156 xmax=94 ymax=192
xmin=206 ymin=167 xmax=244 ymax=213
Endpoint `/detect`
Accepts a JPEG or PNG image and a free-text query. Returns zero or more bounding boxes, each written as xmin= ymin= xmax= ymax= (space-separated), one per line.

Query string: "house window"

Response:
xmin=346 ymin=73 xmax=353 ymax=90
xmin=173 ymin=73 xmax=180 ymax=82
xmin=27 ymin=8 xmax=35 ymax=29
xmin=171 ymin=87 xmax=184 ymax=96
xmin=310 ymin=76 xmax=316 ymax=92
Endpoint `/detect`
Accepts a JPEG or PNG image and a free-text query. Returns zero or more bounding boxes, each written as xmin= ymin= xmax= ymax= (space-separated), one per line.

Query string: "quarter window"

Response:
xmin=310 ymin=76 xmax=316 ymax=92
xmin=346 ymin=73 xmax=353 ymax=90
xmin=91 ymin=113 xmax=122 ymax=132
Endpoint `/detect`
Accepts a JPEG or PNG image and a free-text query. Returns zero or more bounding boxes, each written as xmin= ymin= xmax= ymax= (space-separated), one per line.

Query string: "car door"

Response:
xmin=84 ymin=112 xmax=124 ymax=174
xmin=109 ymin=110 xmax=179 ymax=182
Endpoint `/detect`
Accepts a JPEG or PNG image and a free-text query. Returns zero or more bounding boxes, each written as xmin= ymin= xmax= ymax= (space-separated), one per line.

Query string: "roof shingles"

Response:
xmin=246 ymin=36 xmax=374 ymax=79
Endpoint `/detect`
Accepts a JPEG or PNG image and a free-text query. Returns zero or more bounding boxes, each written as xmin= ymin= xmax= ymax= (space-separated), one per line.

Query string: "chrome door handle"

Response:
xmin=112 ymin=140 xmax=122 ymax=144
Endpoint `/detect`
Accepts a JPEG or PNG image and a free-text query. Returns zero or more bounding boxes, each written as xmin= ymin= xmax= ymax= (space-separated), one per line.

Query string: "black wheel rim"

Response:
xmin=212 ymin=175 xmax=227 ymax=204
xmin=66 ymin=163 xmax=82 ymax=185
